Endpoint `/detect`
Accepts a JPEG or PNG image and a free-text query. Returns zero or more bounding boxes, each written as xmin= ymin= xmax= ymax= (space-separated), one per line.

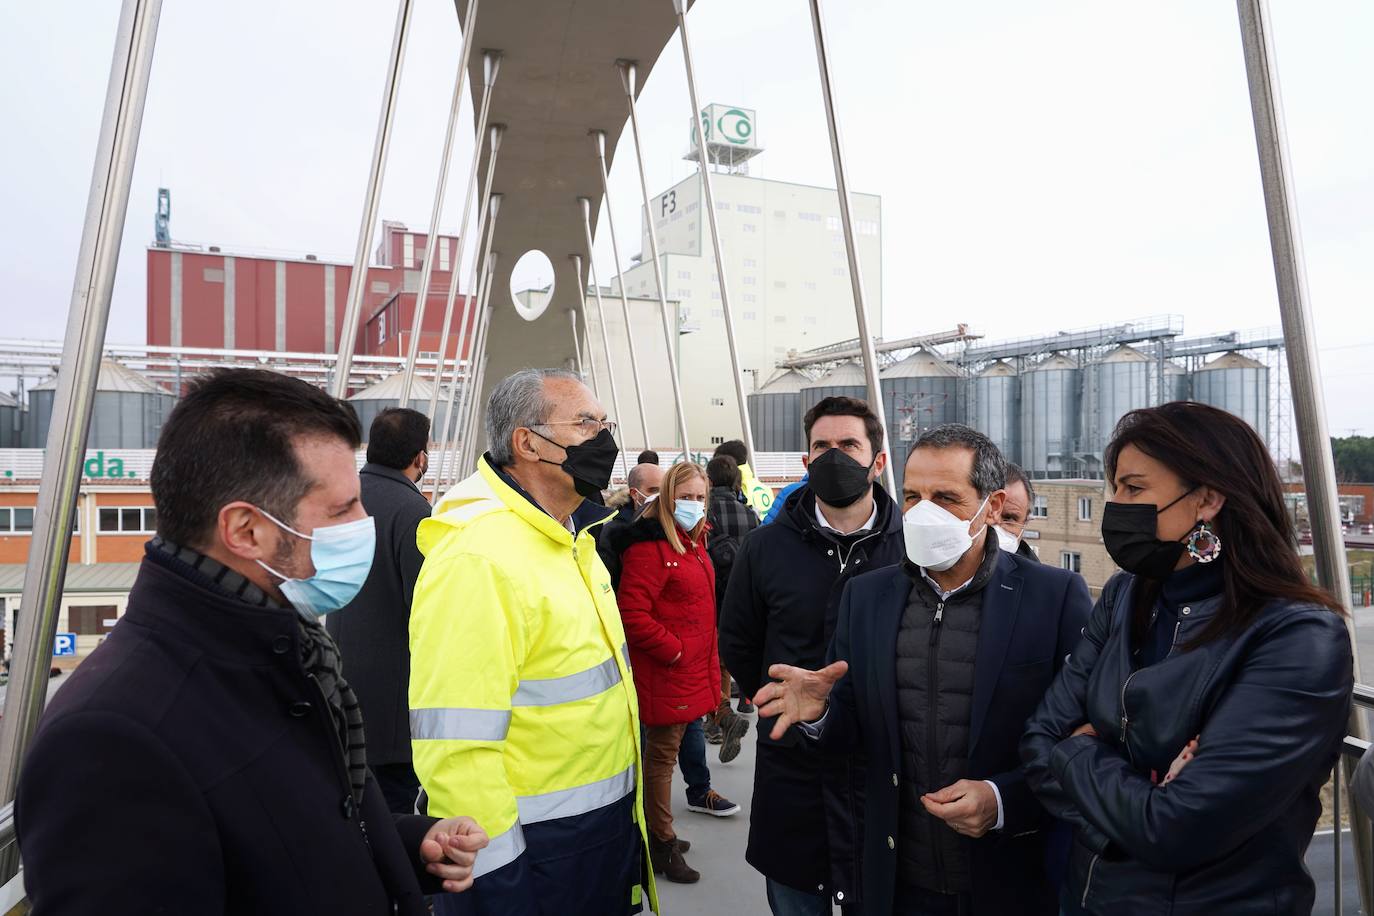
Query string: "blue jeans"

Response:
xmin=766 ymin=878 xmax=832 ymax=916
xmin=678 ymin=718 xmax=711 ymax=796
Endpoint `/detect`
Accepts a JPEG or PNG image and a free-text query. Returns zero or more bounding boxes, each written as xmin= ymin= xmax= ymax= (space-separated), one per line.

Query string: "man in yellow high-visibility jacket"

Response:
xmin=410 ymin=368 xmax=657 ymax=916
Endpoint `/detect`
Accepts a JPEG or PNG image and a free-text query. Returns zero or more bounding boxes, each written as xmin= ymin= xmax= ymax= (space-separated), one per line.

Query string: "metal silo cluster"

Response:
xmin=26 ymin=359 xmax=176 ymax=450
xmin=799 ymin=360 xmax=870 ymax=421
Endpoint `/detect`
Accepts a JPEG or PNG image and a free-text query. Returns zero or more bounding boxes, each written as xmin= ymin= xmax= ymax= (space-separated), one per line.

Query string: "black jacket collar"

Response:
xmin=128 ymin=554 xmax=301 ymax=665
xmin=779 ymin=482 xmax=901 ymax=544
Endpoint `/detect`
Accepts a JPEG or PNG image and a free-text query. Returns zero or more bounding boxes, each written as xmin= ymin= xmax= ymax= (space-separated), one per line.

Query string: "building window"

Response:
xmin=68 ymin=604 xmax=119 ymax=636
xmin=1061 ymin=552 xmax=1082 ymax=574
xmin=832 ymin=267 xmax=846 ymax=276
xmin=833 ymin=249 xmax=845 ymax=259
xmin=798 ymin=212 xmax=823 ymax=222
xmin=403 ymin=233 xmax=415 ymax=268
xmin=736 ymin=203 xmax=761 ymax=214
xmin=805 ymin=315 xmax=818 ymax=325
xmin=742 ymin=276 xmax=757 ymax=286
xmin=438 ymin=238 xmax=450 ymax=272
xmin=857 ymin=219 xmax=879 ymax=236
xmin=710 ymin=398 xmax=725 ymax=406
xmin=710 ymin=436 xmax=725 ymax=445
xmin=0 ymin=507 xmax=35 ymax=534
xmin=743 ymin=294 xmax=757 ymax=303
xmin=742 ymin=260 xmax=756 ymax=269
xmin=716 ymin=201 xmax=730 ymax=211
xmin=711 ymin=290 xmax=720 ymax=300
xmin=686 ymin=202 xmax=698 ymax=213
xmin=687 ymin=222 xmax=696 ymax=231
xmin=677 ymin=288 xmax=693 ymax=298
xmin=743 ymin=311 xmax=757 ymax=320
xmin=826 ymin=216 xmax=841 ymax=232
xmin=742 ymin=223 xmax=757 ymax=233
xmin=1031 ymin=496 xmax=1048 ymax=519
xmin=677 ymin=270 xmax=692 ymax=280
xmin=98 ymin=507 xmax=158 ymax=534
xmin=773 ymin=315 xmax=787 ymax=323
xmin=1078 ymin=496 xmax=1093 ymax=521
xmin=804 ymin=280 xmax=818 ymax=291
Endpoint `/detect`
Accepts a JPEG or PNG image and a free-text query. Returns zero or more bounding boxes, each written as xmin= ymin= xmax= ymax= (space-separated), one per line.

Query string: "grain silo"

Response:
xmin=0 ymin=392 xmax=22 ymax=448
xmin=748 ymin=369 xmax=811 ymax=452
xmin=347 ymin=373 xmax=455 ymax=444
xmin=881 ymin=348 xmax=961 ymax=476
xmin=799 ymin=360 xmax=871 ymax=423
xmin=1020 ymin=354 xmax=1083 ymax=479
xmin=27 ymin=360 xmax=176 ymax=449
xmin=1191 ymin=351 xmax=1270 ymax=443
xmin=972 ymin=361 xmax=1020 ymax=466
xmin=1084 ymin=346 xmax=1152 ymax=458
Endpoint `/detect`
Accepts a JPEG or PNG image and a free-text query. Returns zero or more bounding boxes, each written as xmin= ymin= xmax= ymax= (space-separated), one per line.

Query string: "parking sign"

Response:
xmin=52 ymin=633 xmax=77 ymax=657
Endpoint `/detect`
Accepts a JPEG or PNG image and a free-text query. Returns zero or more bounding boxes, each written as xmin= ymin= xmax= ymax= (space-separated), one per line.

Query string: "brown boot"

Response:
xmin=650 ymin=834 xmax=700 ymax=884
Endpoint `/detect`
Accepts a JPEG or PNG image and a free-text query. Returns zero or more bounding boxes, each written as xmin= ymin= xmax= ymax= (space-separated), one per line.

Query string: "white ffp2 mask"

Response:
xmin=902 ymin=496 xmax=989 ymax=572
xmin=994 ymin=525 xmax=1022 ymax=554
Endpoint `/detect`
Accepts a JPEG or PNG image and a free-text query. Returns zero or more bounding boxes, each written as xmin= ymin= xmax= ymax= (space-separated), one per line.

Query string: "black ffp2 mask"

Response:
xmin=532 ymin=427 xmax=620 ymax=499
xmin=808 ymin=448 xmax=874 ymax=509
xmin=1100 ymin=489 xmax=1195 ymax=580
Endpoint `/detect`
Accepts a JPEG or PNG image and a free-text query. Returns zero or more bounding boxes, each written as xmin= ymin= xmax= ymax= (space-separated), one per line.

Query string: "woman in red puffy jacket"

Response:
xmin=612 ymin=462 xmax=721 ymax=884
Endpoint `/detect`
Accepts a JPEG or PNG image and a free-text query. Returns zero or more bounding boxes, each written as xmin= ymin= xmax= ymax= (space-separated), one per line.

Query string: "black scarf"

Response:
xmin=148 ymin=536 xmax=367 ymax=807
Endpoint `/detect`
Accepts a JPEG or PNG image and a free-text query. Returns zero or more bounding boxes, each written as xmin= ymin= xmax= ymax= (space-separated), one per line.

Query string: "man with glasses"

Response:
xmin=992 ymin=463 xmax=1039 ymax=562
xmin=409 ymin=368 xmax=657 ymax=916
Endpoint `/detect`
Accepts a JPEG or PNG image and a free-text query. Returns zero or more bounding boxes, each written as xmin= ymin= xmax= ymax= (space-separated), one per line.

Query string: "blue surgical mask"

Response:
xmin=255 ymin=508 xmax=376 ymax=619
xmin=673 ymin=499 xmax=706 ymax=533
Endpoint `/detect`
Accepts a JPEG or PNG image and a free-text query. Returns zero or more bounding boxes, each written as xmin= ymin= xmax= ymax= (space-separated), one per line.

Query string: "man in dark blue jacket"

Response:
xmin=756 ymin=424 xmax=1092 ymax=916
xmin=16 ymin=369 xmax=485 ymax=915
xmin=720 ymin=396 xmax=906 ymax=915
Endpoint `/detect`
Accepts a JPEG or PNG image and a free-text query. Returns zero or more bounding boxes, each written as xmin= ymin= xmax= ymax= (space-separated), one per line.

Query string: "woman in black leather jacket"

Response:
xmin=1020 ymin=402 xmax=1353 ymax=915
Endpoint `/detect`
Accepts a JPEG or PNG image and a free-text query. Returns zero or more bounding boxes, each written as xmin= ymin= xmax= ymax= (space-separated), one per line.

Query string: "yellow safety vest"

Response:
xmin=409 ymin=457 xmax=656 ymax=912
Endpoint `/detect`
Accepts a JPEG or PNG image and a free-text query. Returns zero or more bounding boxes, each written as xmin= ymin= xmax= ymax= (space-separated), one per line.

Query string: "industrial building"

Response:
xmin=146 ymin=215 xmax=477 ymax=363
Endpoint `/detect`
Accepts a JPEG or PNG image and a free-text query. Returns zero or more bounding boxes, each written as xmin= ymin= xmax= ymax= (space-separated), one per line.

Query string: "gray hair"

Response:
xmin=1004 ymin=462 xmax=1036 ymax=507
xmin=485 ymin=368 xmax=581 ymax=467
xmin=911 ymin=423 xmax=1007 ymax=498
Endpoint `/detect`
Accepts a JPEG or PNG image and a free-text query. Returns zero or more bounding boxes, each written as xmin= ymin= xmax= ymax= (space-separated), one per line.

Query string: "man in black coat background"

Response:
xmin=16 ymin=369 xmax=485 ymax=915
xmin=756 ymin=425 xmax=1092 ymax=916
xmin=328 ymin=406 xmax=433 ymax=814
xmin=720 ymin=396 xmax=906 ymax=915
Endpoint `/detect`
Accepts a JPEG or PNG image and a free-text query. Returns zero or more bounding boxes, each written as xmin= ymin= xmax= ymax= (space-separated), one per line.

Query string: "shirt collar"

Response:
xmin=813 ymin=499 xmax=878 ymax=536
xmin=920 ymin=567 xmax=977 ymax=602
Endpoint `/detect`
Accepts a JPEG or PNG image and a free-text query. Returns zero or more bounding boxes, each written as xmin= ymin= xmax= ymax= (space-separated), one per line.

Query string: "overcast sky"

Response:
xmin=1 ymin=1 xmax=1370 ymax=434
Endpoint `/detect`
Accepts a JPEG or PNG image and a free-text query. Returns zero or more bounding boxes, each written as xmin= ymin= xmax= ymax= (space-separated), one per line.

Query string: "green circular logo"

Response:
xmin=717 ymin=109 xmax=752 ymax=145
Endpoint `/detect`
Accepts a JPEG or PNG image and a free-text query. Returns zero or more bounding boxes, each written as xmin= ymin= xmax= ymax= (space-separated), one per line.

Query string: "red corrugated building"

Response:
xmin=146 ymin=221 xmax=478 ymax=368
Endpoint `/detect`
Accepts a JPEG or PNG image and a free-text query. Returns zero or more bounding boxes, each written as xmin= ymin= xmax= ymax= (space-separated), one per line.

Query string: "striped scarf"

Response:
xmin=149 ymin=536 xmax=367 ymax=807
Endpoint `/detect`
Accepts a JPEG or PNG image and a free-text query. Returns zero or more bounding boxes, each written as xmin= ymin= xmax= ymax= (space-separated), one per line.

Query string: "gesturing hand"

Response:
xmin=921 ymin=779 xmax=998 ymax=838
xmin=753 ymin=660 xmax=849 ymax=740
xmin=420 ymin=816 xmax=490 ymax=893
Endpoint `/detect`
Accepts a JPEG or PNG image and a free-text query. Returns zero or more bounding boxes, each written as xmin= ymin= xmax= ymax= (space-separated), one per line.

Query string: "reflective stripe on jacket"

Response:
xmin=409 ymin=457 xmax=656 ymax=913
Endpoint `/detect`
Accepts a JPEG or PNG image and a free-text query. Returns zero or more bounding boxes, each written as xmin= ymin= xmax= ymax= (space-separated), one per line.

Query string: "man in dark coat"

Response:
xmin=328 ymin=407 xmax=433 ymax=814
xmin=16 ymin=369 xmax=486 ymax=915
xmin=719 ymin=396 xmax=906 ymax=915
xmin=756 ymin=425 xmax=1092 ymax=916
xmin=597 ymin=461 xmax=663 ymax=588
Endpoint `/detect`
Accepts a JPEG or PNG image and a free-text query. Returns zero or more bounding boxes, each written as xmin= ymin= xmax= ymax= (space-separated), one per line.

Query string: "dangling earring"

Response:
xmin=1185 ymin=521 xmax=1222 ymax=563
